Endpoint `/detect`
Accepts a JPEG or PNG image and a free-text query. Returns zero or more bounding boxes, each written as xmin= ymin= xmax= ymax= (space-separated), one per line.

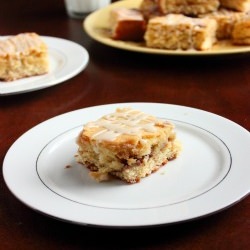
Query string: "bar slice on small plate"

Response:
xmin=76 ymin=107 xmax=181 ymax=184
xmin=0 ymin=33 xmax=49 ymax=81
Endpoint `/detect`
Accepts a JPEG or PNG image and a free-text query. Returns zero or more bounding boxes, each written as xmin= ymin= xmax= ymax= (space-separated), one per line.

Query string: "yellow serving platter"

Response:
xmin=84 ymin=0 xmax=250 ymax=56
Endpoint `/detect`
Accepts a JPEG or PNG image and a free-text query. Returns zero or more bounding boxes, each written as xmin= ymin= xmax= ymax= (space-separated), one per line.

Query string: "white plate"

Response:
xmin=0 ymin=36 xmax=89 ymax=95
xmin=3 ymin=103 xmax=250 ymax=227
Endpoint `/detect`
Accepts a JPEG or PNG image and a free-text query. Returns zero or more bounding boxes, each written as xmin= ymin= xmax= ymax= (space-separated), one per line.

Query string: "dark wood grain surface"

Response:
xmin=0 ymin=1 xmax=249 ymax=249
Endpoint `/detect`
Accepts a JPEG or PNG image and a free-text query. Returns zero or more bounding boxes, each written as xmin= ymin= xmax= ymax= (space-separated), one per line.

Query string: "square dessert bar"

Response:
xmin=76 ymin=107 xmax=181 ymax=184
xmin=140 ymin=0 xmax=220 ymax=19
xmin=110 ymin=8 xmax=146 ymax=41
xmin=232 ymin=15 xmax=250 ymax=45
xmin=200 ymin=9 xmax=246 ymax=40
xmin=158 ymin=0 xmax=220 ymax=16
xmin=0 ymin=33 xmax=49 ymax=81
xmin=144 ymin=14 xmax=217 ymax=50
xmin=140 ymin=0 xmax=163 ymax=20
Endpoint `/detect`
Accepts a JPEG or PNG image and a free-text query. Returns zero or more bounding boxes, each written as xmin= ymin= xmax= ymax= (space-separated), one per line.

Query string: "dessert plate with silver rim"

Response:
xmin=0 ymin=36 xmax=89 ymax=95
xmin=84 ymin=0 xmax=250 ymax=56
xmin=3 ymin=102 xmax=250 ymax=227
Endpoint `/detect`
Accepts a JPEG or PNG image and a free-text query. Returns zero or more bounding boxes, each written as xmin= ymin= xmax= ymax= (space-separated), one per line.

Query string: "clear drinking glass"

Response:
xmin=64 ymin=0 xmax=111 ymax=19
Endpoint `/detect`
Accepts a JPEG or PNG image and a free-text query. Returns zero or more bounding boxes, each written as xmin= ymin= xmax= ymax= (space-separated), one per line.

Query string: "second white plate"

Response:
xmin=0 ymin=36 xmax=89 ymax=95
xmin=3 ymin=103 xmax=250 ymax=227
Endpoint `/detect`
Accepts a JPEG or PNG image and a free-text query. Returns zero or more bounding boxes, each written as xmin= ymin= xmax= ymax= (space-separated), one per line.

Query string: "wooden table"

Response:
xmin=0 ymin=1 xmax=249 ymax=249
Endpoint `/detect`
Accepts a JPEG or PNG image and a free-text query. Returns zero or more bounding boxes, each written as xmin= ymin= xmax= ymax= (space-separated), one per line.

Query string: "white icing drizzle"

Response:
xmin=0 ymin=33 xmax=45 ymax=57
xmin=89 ymin=108 xmax=160 ymax=141
xmin=114 ymin=8 xmax=143 ymax=21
